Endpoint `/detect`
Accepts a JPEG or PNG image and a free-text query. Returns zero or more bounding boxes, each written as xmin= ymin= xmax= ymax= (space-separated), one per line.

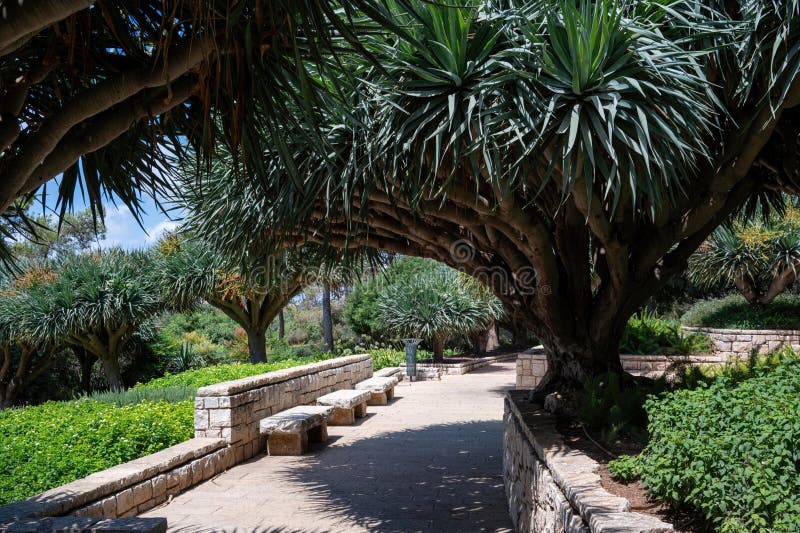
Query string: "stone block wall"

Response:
xmin=194 ymin=354 xmax=373 ymax=462
xmin=0 ymin=438 xmax=230 ymax=530
xmin=516 ymin=349 xmax=723 ymax=389
xmin=503 ymin=391 xmax=672 ymax=533
xmin=682 ymin=327 xmax=800 ymax=358
xmin=0 ymin=354 xmax=374 ymax=531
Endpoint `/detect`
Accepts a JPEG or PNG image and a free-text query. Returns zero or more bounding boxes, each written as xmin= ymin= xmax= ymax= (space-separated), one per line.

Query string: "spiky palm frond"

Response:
xmin=375 ymin=266 xmax=504 ymax=341
xmin=0 ymin=250 xmax=166 ymax=347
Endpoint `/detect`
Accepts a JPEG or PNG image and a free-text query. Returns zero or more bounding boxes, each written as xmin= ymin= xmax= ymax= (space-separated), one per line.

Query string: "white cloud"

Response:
xmin=96 ymin=205 xmax=179 ymax=250
xmin=144 ymin=220 xmax=179 ymax=243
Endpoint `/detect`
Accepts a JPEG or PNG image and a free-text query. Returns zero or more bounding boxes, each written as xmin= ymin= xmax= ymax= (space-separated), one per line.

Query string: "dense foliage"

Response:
xmin=610 ymin=355 xmax=800 ymax=532
xmin=0 ymin=399 xmax=193 ymax=505
xmin=375 ymin=263 xmax=503 ymax=361
xmin=620 ymin=312 xmax=713 ymax=355
xmin=682 ymin=294 xmax=800 ymax=329
xmin=688 ymin=208 xmax=800 ymax=307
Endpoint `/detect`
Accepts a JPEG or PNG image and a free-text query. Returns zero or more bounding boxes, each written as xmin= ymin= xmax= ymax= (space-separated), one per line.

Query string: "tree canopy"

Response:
xmin=689 ymin=206 xmax=800 ymax=307
xmin=182 ymin=0 xmax=800 ymax=391
xmin=376 ymin=263 xmax=504 ymax=361
xmin=0 ymin=0 xmax=372 ymax=259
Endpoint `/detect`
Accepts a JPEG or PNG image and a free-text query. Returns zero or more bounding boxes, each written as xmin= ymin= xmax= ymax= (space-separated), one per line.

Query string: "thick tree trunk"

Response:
xmin=322 ymin=283 xmax=334 ymax=353
xmin=99 ymin=354 xmax=123 ymax=391
xmin=531 ymin=330 xmax=625 ymax=400
xmin=246 ymin=329 xmax=268 ymax=364
xmin=432 ymin=337 xmax=445 ymax=363
xmin=511 ymin=325 xmax=528 ymax=348
xmin=278 ymin=309 xmax=285 ymax=340
xmin=73 ymin=348 xmax=95 ymax=394
xmin=474 ymin=321 xmax=500 ymax=355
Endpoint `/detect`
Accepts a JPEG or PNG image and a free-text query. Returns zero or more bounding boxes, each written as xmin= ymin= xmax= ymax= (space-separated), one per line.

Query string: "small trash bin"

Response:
xmin=401 ymin=338 xmax=422 ymax=381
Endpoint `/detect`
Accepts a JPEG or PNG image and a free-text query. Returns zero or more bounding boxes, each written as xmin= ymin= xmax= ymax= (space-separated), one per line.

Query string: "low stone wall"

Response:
xmin=396 ymin=352 xmax=520 ymax=380
xmin=0 ymin=354 xmax=374 ymax=532
xmin=503 ymin=391 xmax=672 ymax=532
xmin=682 ymin=326 xmax=800 ymax=358
xmin=194 ymin=354 xmax=373 ymax=463
xmin=516 ymin=349 xmax=723 ymax=389
xmin=0 ymin=438 xmax=230 ymax=531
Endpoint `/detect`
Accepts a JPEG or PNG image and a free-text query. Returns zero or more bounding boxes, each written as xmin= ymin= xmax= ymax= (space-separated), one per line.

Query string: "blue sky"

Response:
xmin=39 ymin=184 xmax=178 ymax=250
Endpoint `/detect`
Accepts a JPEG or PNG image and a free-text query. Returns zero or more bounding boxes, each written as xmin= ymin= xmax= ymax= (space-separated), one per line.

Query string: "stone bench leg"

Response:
xmin=328 ymin=407 xmax=356 ymax=426
xmin=268 ymin=431 xmax=308 ymax=456
xmin=308 ymin=422 xmax=328 ymax=443
xmin=354 ymin=402 xmax=367 ymax=418
xmin=367 ymin=391 xmax=389 ymax=406
xmin=386 ymin=387 xmax=395 ymax=401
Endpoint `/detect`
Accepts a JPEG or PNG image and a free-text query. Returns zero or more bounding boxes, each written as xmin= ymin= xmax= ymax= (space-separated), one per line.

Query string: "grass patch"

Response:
xmin=681 ymin=293 xmax=800 ymax=329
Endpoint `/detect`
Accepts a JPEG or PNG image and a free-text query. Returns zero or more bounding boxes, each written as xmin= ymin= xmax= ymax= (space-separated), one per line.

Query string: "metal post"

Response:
xmin=401 ymin=338 xmax=422 ymax=382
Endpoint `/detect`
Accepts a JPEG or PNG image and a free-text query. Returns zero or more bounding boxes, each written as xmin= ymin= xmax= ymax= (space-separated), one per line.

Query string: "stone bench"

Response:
xmin=315 ymin=389 xmax=371 ymax=425
xmin=354 ymin=376 xmax=399 ymax=406
xmin=259 ymin=405 xmax=333 ymax=455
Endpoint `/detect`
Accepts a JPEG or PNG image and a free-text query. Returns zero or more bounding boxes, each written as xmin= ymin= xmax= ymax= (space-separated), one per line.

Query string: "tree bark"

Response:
xmin=99 ymin=354 xmax=123 ymax=391
xmin=278 ymin=309 xmax=286 ymax=340
xmin=246 ymin=328 xmax=268 ymax=364
xmin=474 ymin=320 xmax=500 ymax=355
xmin=512 ymin=326 xmax=528 ymax=348
xmin=322 ymin=283 xmax=334 ymax=353
xmin=432 ymin=337 xmax=445 ymax=363
xmin=73 ymin=348 xmax=95 ymax=394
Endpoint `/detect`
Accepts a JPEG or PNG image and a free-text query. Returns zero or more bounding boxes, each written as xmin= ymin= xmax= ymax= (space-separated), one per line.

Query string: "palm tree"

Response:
xmin=0 ymin=1 xmax=375 ymax=261
xmin=689 ymin=209 xmax=800 ymax=307
xmin=8 ymin=250 xmax=168 ymax=390
xmin=376 ymin=267 xmax=504 ymax=362
xmin=155 ymin=235 xmax=373 ymax=363
xmin=181 ymin=0 xmax=800 ymax=392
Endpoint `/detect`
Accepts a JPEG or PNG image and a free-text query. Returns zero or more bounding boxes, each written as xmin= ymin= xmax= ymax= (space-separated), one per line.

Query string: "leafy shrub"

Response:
xmin=681 ymin=293 xmax=800 ymax=329
xmin=609 ymin=355 xmax=800 ymax=531
xmin=0 ymin=400 xmax=193 ymax=504
xmin=621 ymin=311 xmax=713 ymax=354
xmin=576 ymin=372 xmax=668 ymax=443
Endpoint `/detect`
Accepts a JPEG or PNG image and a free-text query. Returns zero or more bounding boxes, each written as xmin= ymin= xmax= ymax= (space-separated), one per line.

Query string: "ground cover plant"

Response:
xmin=682 ymin=294 xmax=800 ymax=329
xmin=620 ymin=312 xmax=713 ymax=355
xmin=609 ymin=353 xmax=800 ymax=532
xmin=0 ymin=399 xmax=194 ymax=505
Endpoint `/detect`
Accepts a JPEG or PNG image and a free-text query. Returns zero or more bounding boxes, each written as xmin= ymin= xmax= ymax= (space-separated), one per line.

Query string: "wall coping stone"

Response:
xmin=0 ymin=517 xmax=167 ymax=532
xmin=0 ymin=438 xmax=225 ymax=522
xmin=196 ymin=354 xmax=371 ymax=396
xmin=505 ymin=391 xmax=673 ymax=533
xmin=411 ymin=352 xmax=519 ymax=370
xmin=682 ymin=326 xmax=800 ymax=336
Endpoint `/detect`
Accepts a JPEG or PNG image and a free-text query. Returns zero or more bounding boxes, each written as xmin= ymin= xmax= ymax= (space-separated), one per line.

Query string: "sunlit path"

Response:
xmin=142 ymin=361 xmax=516 ymax=532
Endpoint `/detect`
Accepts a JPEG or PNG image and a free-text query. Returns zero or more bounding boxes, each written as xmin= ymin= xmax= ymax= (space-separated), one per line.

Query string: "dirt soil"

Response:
xmin=556 ymin=419 xmax=708 ymax=532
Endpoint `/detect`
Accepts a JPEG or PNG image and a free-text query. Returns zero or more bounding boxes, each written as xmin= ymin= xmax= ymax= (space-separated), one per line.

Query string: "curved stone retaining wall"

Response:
xmin=682 ymin=326 xmax=800 ymax=358
xmin=516 ymin=349 xmax=722 ymax=389
xmin=0 ymin=354 xmax=373 ymax=532
xmin=503 ymin=391 xmax=672 ymax=532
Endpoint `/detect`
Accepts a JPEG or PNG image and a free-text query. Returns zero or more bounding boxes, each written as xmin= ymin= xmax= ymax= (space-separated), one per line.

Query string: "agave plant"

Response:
xmin=689 ymin=209 xmax=800 ymax=307
xmin=376 ymin=266 xmax=504 ymax=362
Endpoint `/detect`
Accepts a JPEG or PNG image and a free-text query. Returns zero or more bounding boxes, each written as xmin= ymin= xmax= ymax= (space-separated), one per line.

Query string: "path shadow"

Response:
xmin=271 ymin=420 xmax=514 ymax=532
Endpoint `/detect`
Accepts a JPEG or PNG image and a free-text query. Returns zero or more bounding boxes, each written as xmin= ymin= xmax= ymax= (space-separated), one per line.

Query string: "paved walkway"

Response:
xmin=143 ymin=361 xmax=516 ymax=532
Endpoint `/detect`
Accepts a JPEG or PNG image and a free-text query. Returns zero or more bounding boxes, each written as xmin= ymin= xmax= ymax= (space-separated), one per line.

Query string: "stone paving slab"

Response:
xmin=143 ymin=361 xmax=517 ymax=532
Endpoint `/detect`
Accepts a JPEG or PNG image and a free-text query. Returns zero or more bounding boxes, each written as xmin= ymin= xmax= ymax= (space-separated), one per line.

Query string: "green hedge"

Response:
xmin=609 ymin=355 xmax=800 ymax=531
xmin=681 ymin=294 xmax=800 ymax=330
xmin=0 ymin=400 xmax=193 ymax=505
